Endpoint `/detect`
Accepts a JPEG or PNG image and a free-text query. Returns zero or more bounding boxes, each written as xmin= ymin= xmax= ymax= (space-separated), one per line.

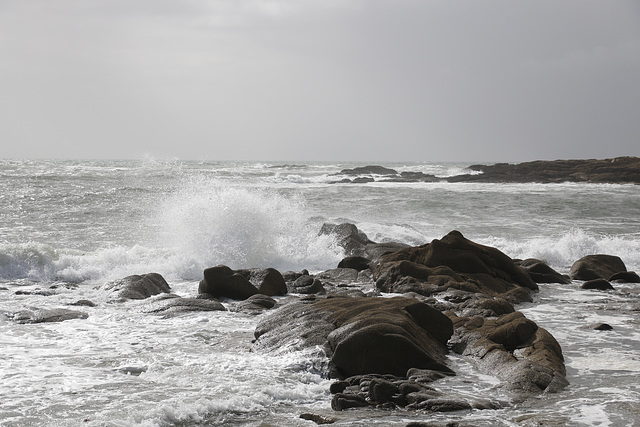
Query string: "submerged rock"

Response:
xmin=6 ymin=308 xmax=89 ymax=323
xmin=581 ymin=279 xmax=615 ymax=291
xmin=101 ymin=273 xmax=171 ymax=301
xmin=142 ymin=295 xmax=226 ymax=316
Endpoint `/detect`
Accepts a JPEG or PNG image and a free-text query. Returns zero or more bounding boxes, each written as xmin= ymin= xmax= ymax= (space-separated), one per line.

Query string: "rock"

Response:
xmin=236 ymin=268 xmax=287 ymax=296
xmin=338 ymin=256 xmax=371 ymax=271
xmin=14 ymin=289 xmax=56 ymax=296
xmin=101 ymin=273 xmax=171 ymax=301
xmin=339 ymin=165 xmax=399 ymax=176
xmin=581 ymin=279 xmax=615 ymax=290
xmin=331 ymin=393 xmax=369 ymax=410
xmin=143 ymin=296 xmax=226 ymax=316
xmin=319 ymin=223 xmax=374 ymax=257
xmin=254 ymin=296 xmax=453 ymax=379
xmin=199 ymin=265 xmax=259 ymax=300
xmin=316 ymin=268 xmax=359 ymax=286
xmin=569 ymin=254 xmax=627 ymax=281
xmin=288 ymin=275 xmax=324 ymax=294
xmin=6 ymin=308 xmax=88 ymax=323
xmin=609 ymin=271 xmax=640 ymax=283
xmin=299 ymin=413 xmax=338 ymax=425
xmin=516 ymin=259 xmax=570 ymax=284
xmin=69 ymin=299 xmax=97 ymax=307
xmin=448 ymin=157 xmax=640 ymax=184
xmin=374 ymin=230 xmax=537 ymax=299
xmin=592 ymin=323 xmax=614 ymax=331
xmin=236 ymin=294 xmax=277 ymax=314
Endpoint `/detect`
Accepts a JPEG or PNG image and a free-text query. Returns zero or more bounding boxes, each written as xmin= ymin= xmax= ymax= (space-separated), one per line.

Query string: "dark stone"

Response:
xmin=101 ymin=273 xmax=171 ymax=301
xmin=339 ymin=165 xmax=399 ymax=176
xmin=338 ymin=256 xmax=371 ymax=271
xmin=236 ymin=294 xmax=277 ymax=314
xmin=368 ymin=378 xmax=399 ymax=403
xmin=316 ymin=268 xmax=359 ymax=286
xmin=199 ymin=265 xmax=259 ymax=300
xmin=237 ymin=268 xmax=287 ymax=297
xmin=609 ymin=271 xmax=640 ymax=283
xmin=592 ymin=323 xmax=614 ymax=331
xmin=6 ymin=308 xmax=89 ymax=323
xmin=69 ymin=299 xmax=97 ymax=307
xmin=516 ymin=259 xmax=571 ymax=284
xmin=254 ymin=296 xmax=453 ymax=379
xmin=299 ymin=413 xmax=338 ymax=425
xmin=374 ymin=230 xmax=537 ymax=298
xmin=288 ymin=275 xmax=324 ymax=294
xmin=447 ymin=157 xmax=640 ymax=184
xmin=15 ymin=289 xmax=56 ymax=296
xmin=143 ymin=296 xmax=226 ymax=316
xmin=581 ymin=279 xmax=615 ymax=291
xmin=570 ymin=254 xmax=627 ymax=281
xmin=329 ymin=381 xmax=349 ymax=394
xmin=331 ymin=393 xmax=369 ymax=410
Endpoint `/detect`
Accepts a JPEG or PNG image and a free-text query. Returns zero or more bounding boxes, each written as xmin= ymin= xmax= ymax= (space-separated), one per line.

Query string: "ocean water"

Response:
xmin=1 ymin=159 xmax=639 ymax=426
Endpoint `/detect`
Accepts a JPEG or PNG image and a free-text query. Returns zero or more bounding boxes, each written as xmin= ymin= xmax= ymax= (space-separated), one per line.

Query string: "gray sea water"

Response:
xmin=1 ymin=159 xmax=639 ymax=426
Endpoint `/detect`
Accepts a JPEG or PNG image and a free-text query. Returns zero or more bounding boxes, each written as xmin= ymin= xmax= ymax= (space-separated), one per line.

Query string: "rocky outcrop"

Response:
xmin=319 ymin=223 xmax=374 ymax=257
xmin=101 ymin=273 xmax=171 ymax=301
xmin=569 ymin=254 xmax=627 ymax=281
xmin=448 ymin=157 xmax=640 ymax=184
xmin=374 ymin=230 xmax=537 ymax=300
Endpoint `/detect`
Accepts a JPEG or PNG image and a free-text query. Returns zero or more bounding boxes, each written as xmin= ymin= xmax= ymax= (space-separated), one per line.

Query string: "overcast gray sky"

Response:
xmin=1 ymin=0 xmax=639 ymax=162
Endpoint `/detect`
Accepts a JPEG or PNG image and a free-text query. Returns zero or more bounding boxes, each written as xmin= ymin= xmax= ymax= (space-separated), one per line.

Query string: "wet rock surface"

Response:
xmin=100 ymin=272 xmax=171 ymax=301
xmin=254 ymin=226 xmax=572 ymax=413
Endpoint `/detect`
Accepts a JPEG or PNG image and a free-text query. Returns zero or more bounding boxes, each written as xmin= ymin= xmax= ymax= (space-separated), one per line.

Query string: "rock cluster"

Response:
xmin=330 ymin=157 xmax=640 ymax=184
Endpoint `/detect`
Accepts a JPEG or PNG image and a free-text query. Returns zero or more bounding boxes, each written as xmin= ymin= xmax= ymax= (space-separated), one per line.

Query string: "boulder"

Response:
xmin=236 ymin=267 xmax=287 ymax=296
xmin=338 ymin=256 xmax=371 ymax=271
xmin=609 ymin=271 xmax=640 ymax=283
xmin=339 ymin=165 xmax=399 ymax=176
xmin=581 ymin=279 xmax=615 ymax=291
xmin=254 ymin=296 xmax=453 ymax=379
xmin=516 ymin=259 xmax=570 ymax=284
xmin=569 ymin=254 xmax=627 ymax=281
xmin=236 ymin=294 xmax=277 ymax=314
xmin=199 ymin=265 xmax=259 ymax=300
xmin=288 ymin=275 xmax=324 ymax=294
xmin=101 ymin=273 xmax=171 ymax=301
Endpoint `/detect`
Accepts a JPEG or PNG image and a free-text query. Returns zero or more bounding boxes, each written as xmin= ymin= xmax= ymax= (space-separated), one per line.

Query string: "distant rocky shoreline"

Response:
xmin=332 ymin=156 xmax=640 ymax=184
xmin=4 ymin=223 xmax=638 ymax=425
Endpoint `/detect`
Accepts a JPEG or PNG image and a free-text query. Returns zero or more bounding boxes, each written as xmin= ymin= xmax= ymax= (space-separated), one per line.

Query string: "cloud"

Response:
xmin=1 ymin=0 xmax=639 ymax=161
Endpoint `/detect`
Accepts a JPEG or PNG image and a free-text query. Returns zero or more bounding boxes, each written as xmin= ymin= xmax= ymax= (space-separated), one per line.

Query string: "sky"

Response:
xmin=1 ymin=0 xmax=639 ymax=162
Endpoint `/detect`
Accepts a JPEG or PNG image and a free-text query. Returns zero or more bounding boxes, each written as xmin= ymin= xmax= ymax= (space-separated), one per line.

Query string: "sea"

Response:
xmin=1 ymin=158 xmax=639 ymax=427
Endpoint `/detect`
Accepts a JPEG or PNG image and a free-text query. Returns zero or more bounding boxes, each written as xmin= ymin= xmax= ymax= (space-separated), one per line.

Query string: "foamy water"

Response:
xmin=1 ymin=159 xmax=639 ymax=426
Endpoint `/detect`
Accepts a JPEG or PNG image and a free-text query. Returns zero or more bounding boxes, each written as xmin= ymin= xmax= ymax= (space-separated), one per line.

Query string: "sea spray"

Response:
xmin=155 ymin=176 xmax=343 ymax=277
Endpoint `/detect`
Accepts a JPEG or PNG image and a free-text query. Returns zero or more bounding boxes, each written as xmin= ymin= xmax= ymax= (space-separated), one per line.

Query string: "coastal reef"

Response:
xmin=333 ymin=156 xmax=640 ymax=184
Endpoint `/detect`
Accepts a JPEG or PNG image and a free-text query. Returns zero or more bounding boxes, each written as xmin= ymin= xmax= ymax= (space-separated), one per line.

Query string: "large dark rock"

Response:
xmin=374 ymin=230 xmax=537 ymax=300
xmin=199 ymin=265 xmax=259 ymax=300
xmin=516 ymin=259 xmax=570 ymax=284
xmin=236 ymin=268 xmax=287 ymax=296
xmin=287 ymin=275 xmax=324 ymax=294
xmin=609 ymin=271 xmax=640 ymax=283
xmin=101 ymin=273 xmax=171 ymax=301
xmin=448 ymin=157 xmax=640 ymax=184
xmin=569 ymin=254 xmax=627 ymax=281
xmin=338 ymin=256 xmax=371 ymax=271
xmin=254 ymin=296 xmax=453 ymax=379
xmin=581 ymin=279 xmax=615 ymax=291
